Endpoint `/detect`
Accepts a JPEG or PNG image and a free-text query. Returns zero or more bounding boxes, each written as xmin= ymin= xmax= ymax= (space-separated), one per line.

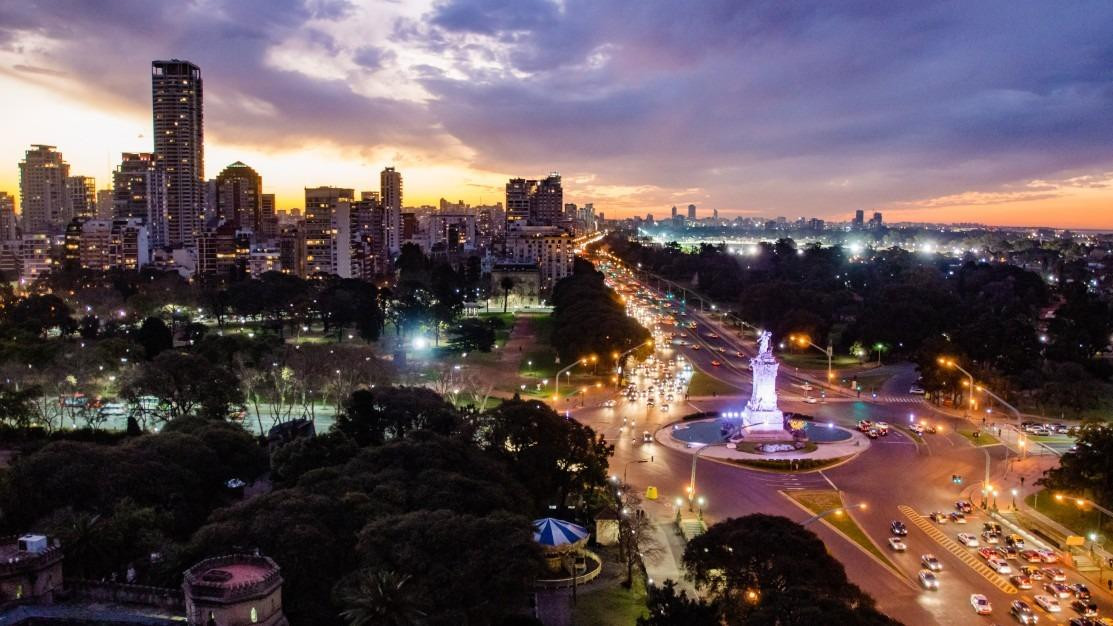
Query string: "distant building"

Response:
xmin=113 ymin=152 xmax=169 ymax=249
xmin=671 ymin=205 xmax=677 ymax=218
xmin=381 ymin=167 xmax=402 ymax=254
xmin=197 ymin=223 xmax=249 ymax=277
xmin=71 ymin=218 xmax=149 ymax=272
xmin=0 ymin=192 xmax=18 ymax=241
xmin=19 ymin=145 xmax=69 ymax=234
xmin=504 ymin=225 xmax=574 ymax=288
xmin=428 ymin=213 xmax=477 ymax=251
xmin=152 ymin=59 xmax=204 ymax=247
xmin=869 ymin=211 xmax=883 ymax=229
xmin=260 ymin=193 xmax=277 ymax=239
xmin=19 ymin=233 xmax=55 ymax=282
xmin=853 ymin=209 xmax=864 ymax=229
xmin=505 ymin=174 xmax=563 ymax=229
xmin=687 ymin=204 xmax=696 ymax=220
xmin=65 ymin=176 xmax=97 ymax=220
xmin=278 ymin=223 xmax=307 ymax=278
xmin=304 ymin=186 xmax=353 ymax=277
xmin=95 ymin=188 xmax=115 ymax=219
xmin=215 ymin=161 xmax=262 ymax=233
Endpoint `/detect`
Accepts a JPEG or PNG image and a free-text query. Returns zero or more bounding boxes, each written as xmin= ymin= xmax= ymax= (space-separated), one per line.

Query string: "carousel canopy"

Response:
xmin=532 ymin=518 xmax=589 ymax=548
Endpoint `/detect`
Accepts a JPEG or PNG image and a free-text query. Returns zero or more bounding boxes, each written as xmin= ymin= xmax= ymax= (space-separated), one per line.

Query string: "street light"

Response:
xmin=789 ymin=334 xmax=833 ymax=382
xmin=554 ymin=358 xmax=589 ymax=400
xmin=623 ymin=458 xmax=649 ymax=485
xmin=801 ymin=502 xmax=868 ymax=526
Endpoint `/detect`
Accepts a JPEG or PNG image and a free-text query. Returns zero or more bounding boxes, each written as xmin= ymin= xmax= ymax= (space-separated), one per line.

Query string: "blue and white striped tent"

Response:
xmin=532 ymin=518 xmax=589 ymax=550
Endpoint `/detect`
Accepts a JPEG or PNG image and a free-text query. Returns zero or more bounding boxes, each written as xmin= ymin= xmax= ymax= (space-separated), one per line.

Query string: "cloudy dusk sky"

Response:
xmin=2 ymin=0 xmax=1112 ymax=227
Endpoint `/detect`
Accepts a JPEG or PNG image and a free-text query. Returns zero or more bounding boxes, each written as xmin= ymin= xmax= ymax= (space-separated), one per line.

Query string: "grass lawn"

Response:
xmin=779 ymin=351 xmax=860 ymax=371
xmin=688 ymin=371 xmax=740 ymax=396
xmin=1025 ymin=488 xmax=1105 ymax=536
xmin=571 ymin=568 xmax=648 ymax=625
xmin=788 ymin=490 xmax=897 ymax=570
xmin=956 ymin=427 xmax=999 ymax=447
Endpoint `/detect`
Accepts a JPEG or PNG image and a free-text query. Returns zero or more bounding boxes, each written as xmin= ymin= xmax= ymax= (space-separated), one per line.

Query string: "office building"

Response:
xmin=380 ymin=167 xmax=402 ymax=254
xmin=215 ymin=161 xmax=263 ymax=232
xmin=0 ymin=192 xmax=18 ymax=241
xmin=66 ymin=176 xmax=97 ymax=220
xmin=113 ymin=152 xmax=169 ymax=248
xmin=19 ymin=145 xmax=70 ymax=234
xmin=304 ymin=186 xmax=354 ymax=277
xmin=152 ymin=59 xmax=204 ymax=247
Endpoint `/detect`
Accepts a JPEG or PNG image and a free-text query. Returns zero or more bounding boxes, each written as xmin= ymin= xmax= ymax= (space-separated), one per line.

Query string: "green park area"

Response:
xmin=956 ymin=427 xmax=999 ymax=447
xmin=688 ymin=371 xmax=739 ymax=396
xmin=786 ymin=490 xmax=896 ymax=571
xmin=571 ymin=568 xmax=649 ymax=625
xmin=1025 ymin=489 xmax=1105 ymax=537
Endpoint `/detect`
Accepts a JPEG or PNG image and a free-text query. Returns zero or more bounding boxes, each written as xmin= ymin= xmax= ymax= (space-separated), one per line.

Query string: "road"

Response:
xmin=576 ymin=256 xmax=1104 ymax=625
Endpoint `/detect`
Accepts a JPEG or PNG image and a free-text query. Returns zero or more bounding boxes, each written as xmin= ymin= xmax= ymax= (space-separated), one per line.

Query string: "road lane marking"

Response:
xmin=898 ymin=505 xmax=1017 ymax=594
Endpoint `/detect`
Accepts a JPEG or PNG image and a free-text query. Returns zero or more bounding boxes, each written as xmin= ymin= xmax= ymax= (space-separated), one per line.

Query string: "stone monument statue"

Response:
xmin=730 ymin=330 xmax=788 ymax=440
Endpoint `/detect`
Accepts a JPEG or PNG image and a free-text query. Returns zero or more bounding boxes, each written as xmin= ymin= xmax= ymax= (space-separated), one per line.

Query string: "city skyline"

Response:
xmin=1 ymin=1 xmax=1113 ymax=228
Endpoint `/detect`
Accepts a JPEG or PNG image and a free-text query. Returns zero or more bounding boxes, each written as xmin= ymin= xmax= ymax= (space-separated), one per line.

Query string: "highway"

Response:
xmin=574 ymin=255 xmax=1107 ymax=625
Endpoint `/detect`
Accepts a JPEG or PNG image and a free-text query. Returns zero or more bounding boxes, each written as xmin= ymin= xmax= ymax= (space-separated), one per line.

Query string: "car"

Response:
xmin=1068 ymin=618 xmax=1101 ymax=626
xmin=956 ymin=500 xmax=974 ymax=514
xmin=734 ymin=351 xmax=744 ymax=358
xmin=1010 ymin=574 xmax=1033 ymax=590
xmin=918 ymin=569 xmax=939 ymax=590
xmin=1036 ymin=549 xmax=1059 ymax=563
xmin=888 ymin=537 xmax=907 ymax=551
xmin=646 ymin=399 xmax=655 ymax=406
xmin=690 ymin=345 xmax=700 ymax=351
xmin=803 ymin=396 xmax=818 ymax=404
xmin=705 ymin=333 xmax=719 ymax=339
xmin=602 ymin=399 xmax=616 ymax=408
xmin=1041 ymin=567 xmax=1067 ymax=582
xmin=1044 ymin=582 xmax=1071 ymax=598
xmin=929 ymin=512 xmax=949 ymax=523
xmin=1071 ymin=600 xmax=1099 ymax=618
xmin=660 ymin=404 xmax=670 ymax=412
xmin=979 ymin=547 xmax=999 ymax=560
xmin=642 ymin=430 xmax=653 ymax=443
xmin=1005 ymin=534 xmax=1026 ymax=549
xmin=998 ymin=545 xmax=1019 ymax=560
xmin=1020 ymin=566 xmax=1045 ymax=580
xmin=925 ymin=424 xmax=939 ymax=434
xmin=909 ymin=384 xmax=925 ymax=395
xmin=710 ymin=360 xmax=721 ymax=366
xmin=1020 ymin=549 xmax=1043 ymax=563
xmin=957 ymin=532 xmax=980 ymax=547
xmin=988 ymin=557 xmax=1012 ymax=574
xmin=921 ymin=554 xmax=943 ymax=571
xmin=983 ymin=531 xmax=1001 ymax=544
xmin=1033 ymin=595 xmax=1061 ymax=613
xmin=858 ymin=420 xmax=873 ymax=432
xmin=950 ymin=512 xmax=968 ymax=524
xmin=1010 ymin=600 xmax=1040 ymax=624
xmin=867 ymin=428 xmax=879 ymax=439
xmin=971 ymin=594 xmax=993 ymax=615
xmin=910 ymin=424 xmax=925 ymax=435
xmin=1070 ymin=583 xmax=1091 ymax=600
xmin=984 ymin=522 xmax=1003 ymax=534
xmin=890 ymin=521 xmax=908 ymax=536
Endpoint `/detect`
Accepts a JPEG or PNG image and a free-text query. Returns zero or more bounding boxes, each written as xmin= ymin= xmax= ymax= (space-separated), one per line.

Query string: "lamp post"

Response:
xmin=623 ymin=458 xmax=649 ymax=485
xmin=790 ymin=334 xmax=833 ymax=382
xmin=554 ymin=358 xmax=587 ymax=401
xmin=938 ymin=357 xmax=975 ymax=417
xmin=801 ymin=502 xmax=868 ymax=526
xmin=688 ymin=423 xmax=762 ymax=511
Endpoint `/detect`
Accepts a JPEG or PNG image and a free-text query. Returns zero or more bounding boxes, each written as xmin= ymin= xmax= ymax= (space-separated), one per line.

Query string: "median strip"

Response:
xmin=897 ymin=505 xmax=1017 ymax=594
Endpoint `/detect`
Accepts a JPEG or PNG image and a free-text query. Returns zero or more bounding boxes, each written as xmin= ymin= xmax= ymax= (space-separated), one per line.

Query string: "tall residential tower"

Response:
xmin=152 ymin=59 xmax=203 ymax=247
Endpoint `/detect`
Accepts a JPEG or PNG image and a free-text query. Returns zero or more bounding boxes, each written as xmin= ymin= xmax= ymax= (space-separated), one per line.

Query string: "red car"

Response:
xmin=978 ymin=547 xmax=997 ymax=560
xmin=710 ymin=360 xmax=722 ymax=366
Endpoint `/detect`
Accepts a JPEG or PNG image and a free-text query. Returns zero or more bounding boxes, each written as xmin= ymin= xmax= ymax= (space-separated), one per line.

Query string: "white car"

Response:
xmin=918 ymin=569 xmax=939 ymax=590
xmin=971 ymin=594 xmax=993 ymax=615
xmin=602 ymin=399 xmax=616 ymax=408
xmin=1032 ymin=594 xmax=1060 ymax=613
xmin=888 ymin=537 xmax=907 ymax=551
xmin=987 ymin=557 xmax=1012 ymax=574
xmin=921 ymin=554 xmax=943 ymax=571
xmin=803 ymin=397 xmax=818 ymax=404
xmin=957 ymin=532 xmax=979 ymax=547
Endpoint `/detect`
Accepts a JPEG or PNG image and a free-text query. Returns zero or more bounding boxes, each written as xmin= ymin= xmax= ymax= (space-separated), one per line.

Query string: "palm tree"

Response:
xmin=499 ymin=276 xmax=516 ymax=313
xmin=337 ymin=569 xmax=426 ymax=626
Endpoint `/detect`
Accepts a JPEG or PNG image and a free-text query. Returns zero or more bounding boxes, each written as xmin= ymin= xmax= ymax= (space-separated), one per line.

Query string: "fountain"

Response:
xmin=730 ymin=330 xmax=793 ymax=441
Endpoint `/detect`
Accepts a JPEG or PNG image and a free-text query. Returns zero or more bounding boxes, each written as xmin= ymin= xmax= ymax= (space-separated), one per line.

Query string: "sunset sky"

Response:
xmin=1 ymin=0 xmax=1112 ymax=228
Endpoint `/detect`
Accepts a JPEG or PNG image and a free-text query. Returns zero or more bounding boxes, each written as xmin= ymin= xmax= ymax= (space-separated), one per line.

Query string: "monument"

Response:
xmin=730 ymin=331 xmax=790 ymax=441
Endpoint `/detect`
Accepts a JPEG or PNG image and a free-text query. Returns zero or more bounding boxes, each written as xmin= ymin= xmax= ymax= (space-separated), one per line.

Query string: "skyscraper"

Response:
xmin=380 ymin=167 xmax=402 ymax=254
xmin=671 ymin=206 xmax=677 ymax=218
xmin=215 ymin=161 xmax=262 ymax=232
xmin=0 ymin=192 xmax=18 ymax=241
xmin=18 ymin=144 xmax=69 ymax=234
xmin=853 ymin=209 xmax=864 ymax=228
xmin=113 ymin=152 xmax=169 ymax=248
xmin=66 ymin=176 xmax=97 ymax=220
xmin=687 ymin=204 xmax=696 ymax=220
xmin=152 ymin=59 xmax=203 ymax=247
xmin=505 ymin=178 xmax=533 ymax=229
xmin=530 ymin=173 xmax=563 ymax=226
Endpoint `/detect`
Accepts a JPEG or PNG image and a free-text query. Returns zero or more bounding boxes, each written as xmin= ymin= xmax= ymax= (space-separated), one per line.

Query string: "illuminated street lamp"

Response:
xmin=789 ymin=334 xmax=833 ymax=382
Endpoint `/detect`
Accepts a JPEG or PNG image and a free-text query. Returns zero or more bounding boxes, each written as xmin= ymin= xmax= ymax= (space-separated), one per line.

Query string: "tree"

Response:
xmin=122 ymin=351 xmax=243 ymax=422
xmin=608 ymin=489 xmax=664 ymax=586
xmin=336 ymin=387 xmax=460 ymax=446
xmin=683 ymin=514 xmax=896 ymax=625
xmin=271 ymin=431 xmax=358 ymax=486
xmin=335 ymin=569 xmax=427 ymax=626
xmin=448 ymin=318 xmax=496 ymax=353
xmin=638 ymin=580 xmax=717 ymax=626
xmin=1038 ymin=423 xmax=1113 ymax=519
xmin=499 ymin=276 xmax=515 ymax=313
xmin=136 ymin=316 xmax=173 ymax=359
xmin=476 ymin=398 xmax=612 ymax=510
xmin=0 ymin=385 xmax=36 ymax=429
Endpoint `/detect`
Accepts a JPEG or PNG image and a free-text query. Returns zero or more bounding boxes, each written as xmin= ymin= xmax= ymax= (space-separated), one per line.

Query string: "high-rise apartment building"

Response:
xmin=380 ymin=167 xmax=402 ymax=254
xmin=260 ymin=193 xmax=277 ymax=239
xmin=687 ymin=204 xmax=696 ymax=220
xmin=152 ymin=59 xmax=203 ymax=247
xmin=19 ymin=145 xmax=70 ymax=234
xmin=113 ymin=152 xmax=169 ymax=248
xmin=853 ymin=209 xmax=864 ymax=229
xmin=671 ymin=205 xmax=677 ymax=218
xmin=215 ymin=161 xmax=262 ymax=232
xmin=96 ymin=188 xmax=115 ymax=219
xmin=530 ymin=174 xmax=563 ymax=226
xmin=304 ymin=186 xmax=354 ymax=277
xmin=0 ymin=192 xmax=18 ymax=241
xmin=505 ymin=178 xmax=533 ymax=229
xmin=66 ymin=176 xmax=97 ymax=220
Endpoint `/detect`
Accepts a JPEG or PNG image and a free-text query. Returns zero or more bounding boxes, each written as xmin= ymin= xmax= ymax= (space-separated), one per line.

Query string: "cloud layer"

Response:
xmin=2 ymin=0 xmax=1113 ymax=222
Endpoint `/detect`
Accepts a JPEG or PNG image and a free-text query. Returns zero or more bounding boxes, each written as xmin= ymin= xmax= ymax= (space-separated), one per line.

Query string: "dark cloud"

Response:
xmin=352 ymin=45 xmax=394 ymax=70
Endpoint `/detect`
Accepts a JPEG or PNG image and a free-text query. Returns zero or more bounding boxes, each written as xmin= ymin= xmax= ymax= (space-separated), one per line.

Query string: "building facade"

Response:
xmin=18 ymin=145 xmax=69 ymax=234
xmin=304 ymin=187 xmax=354 ymax=277
xmin=504 ymin=225 xmax=575 ymax=288
xmin=113 ymin=152 xmax=169 ymax=249
xmin=152 ymin=59 xmax=204 ymax=247
xmin=215 ymin=161 xmax=263 ymax=234
xmin=65 ymin=176 xmax=97 ymax=221
xmin=380 ymin=167 xmax=402 ymax=255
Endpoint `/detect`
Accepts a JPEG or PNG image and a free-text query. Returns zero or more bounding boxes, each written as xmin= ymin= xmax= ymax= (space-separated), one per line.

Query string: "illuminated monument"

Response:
xmin=732 ymin=331 xmax=788 ymax=439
